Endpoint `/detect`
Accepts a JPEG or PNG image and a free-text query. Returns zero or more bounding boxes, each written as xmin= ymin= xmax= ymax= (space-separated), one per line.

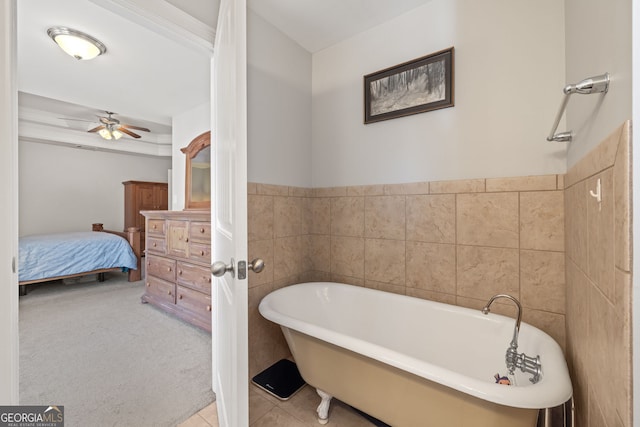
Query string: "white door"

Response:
xmin=211 ymin=0 xmax=248 ymax=426
xmin=0 ymin=0 xmax=20 ymax=404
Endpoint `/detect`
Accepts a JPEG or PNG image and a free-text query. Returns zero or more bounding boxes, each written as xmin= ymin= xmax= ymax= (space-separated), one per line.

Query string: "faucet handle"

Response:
xmin=518 ymin=353 xmax=542 ymax=384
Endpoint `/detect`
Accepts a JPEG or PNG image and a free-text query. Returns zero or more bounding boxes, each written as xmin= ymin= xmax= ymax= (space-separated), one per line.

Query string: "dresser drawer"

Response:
xmin=146 ymin=254 xmax=176 ymax=282
xmin=177 ymin=262 xmax=212 ymax=295
xmin=189 ymin=242 xmax=211 ymax=264
xmin=147 ymin=219 xmax=166 ymax=236
xmin=176 ymin=285 xmax=212 ymax=321
xmin=145 ymin=276 xmax=176 ymax=304
xmin=147 ymin=236 xmax=166 ymax=254
xmin=190 ymin=222 xmax=211 ymax=243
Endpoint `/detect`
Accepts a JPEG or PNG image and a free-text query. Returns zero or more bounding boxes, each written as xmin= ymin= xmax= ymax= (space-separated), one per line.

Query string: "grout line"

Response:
xmin=454 ymin=193 xmax=458 ymax=305
xmin=518 ymin=191 xmax=522 ymax=301
xmin=198 ymin=413 xmax=215 ymax=427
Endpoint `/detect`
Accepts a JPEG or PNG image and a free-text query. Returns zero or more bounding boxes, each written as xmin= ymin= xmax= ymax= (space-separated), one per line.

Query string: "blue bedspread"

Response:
xmin=19 ymin=231 xmax=138 ymax=282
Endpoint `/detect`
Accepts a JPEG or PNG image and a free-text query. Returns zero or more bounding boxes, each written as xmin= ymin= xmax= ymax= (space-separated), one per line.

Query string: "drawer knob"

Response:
xmin=179 ymin=295 xmax=183 ymax=300
xmin=153 ymin=242 xmax=157 ymax=247
xmin=153 ymin=224 xmax=157 ymax=229
xmin=185 ymin=238 xmax=189 ymax=242
xmin=178 ymin=270 xmax=183 ymax=275
xmin=200 ymin=250 xmax=205 ymax=256
xmin=146 ymin=282 xmax=150 ymax=287
xmin=167 ymin=267 xmax=172 ymax=272
xmin=200 ymin=228 xmax=205 ymax=233
xmin=207 ymin=305 xmax=212 ymax=312
xmin=167 ymin=290 xmax=172 ymax=295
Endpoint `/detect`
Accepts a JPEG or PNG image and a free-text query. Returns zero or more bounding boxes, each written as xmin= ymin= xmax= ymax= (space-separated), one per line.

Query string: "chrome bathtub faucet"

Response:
xmin=482 ymin=294 xmax=542 ymax=384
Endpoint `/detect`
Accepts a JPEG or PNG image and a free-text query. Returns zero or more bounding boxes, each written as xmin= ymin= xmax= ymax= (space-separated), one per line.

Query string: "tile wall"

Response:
xmin=247 ymin=122 xmax=633 ymax=426
xmin=565 ymin=121 xmax=632 ymax=427
xmin=247 ymin=183 xmax=313 ymax=376
xmin=248 ymin=175 xmax=566 ymax=378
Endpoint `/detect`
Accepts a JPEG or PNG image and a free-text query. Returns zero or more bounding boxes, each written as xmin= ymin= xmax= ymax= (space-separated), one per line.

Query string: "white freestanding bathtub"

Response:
xmin=259 ymin=282 xmax=572 ymax=427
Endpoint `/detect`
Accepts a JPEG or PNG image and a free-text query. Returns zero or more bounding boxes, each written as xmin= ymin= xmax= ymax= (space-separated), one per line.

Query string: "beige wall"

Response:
xmin=247 ymin=184 xmax=313 ymax=376
xmin=247 ymin=10 xmax=312 ymax=188
xmin=564 ymin=0 xmax=632 ymax=168
xmin=312 ymin=0 xmax=566 ymax=187
xmin=248 ymin=175 xmax=567 ymax=378
xmin=19 ymin=140 xmax=171 ymax=236
xmin=565 ymin=121 xmax=632 ymax=426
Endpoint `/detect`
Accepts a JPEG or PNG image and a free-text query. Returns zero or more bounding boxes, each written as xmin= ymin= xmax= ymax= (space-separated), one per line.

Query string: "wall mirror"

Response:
xmin=181 ymin=131 xmax=211 ymax=210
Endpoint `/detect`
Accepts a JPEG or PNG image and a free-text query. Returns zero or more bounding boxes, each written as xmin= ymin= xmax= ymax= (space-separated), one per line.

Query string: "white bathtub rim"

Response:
xmin=259 ymin=282 xmax=573 ymax=410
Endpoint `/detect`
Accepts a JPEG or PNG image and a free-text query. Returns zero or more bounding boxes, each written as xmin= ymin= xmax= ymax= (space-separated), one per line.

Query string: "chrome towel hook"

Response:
xmin=547 ymin=73 xmax=610 ymax=142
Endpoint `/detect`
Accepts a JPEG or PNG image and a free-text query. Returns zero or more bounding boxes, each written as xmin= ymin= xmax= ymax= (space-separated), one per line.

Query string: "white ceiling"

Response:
xmin=17 ymin=0 xmax=212 ymax=155
xmin=249 ymin=0 xmax=433 ymax=53
xmin=17 ymin=0 xmax=432 ymax=155
xmin=159 ymin=0 xmax=435 ymax=53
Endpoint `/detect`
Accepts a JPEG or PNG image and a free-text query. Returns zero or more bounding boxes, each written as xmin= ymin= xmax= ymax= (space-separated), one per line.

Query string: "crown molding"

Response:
xmin=89 ymin=0 xmax=215 ymax=54
xmin=19 ymin=121 xmax=172 ymax=158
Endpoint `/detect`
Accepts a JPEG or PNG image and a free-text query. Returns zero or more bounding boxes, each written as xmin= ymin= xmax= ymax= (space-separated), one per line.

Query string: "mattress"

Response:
xmin=19 ymin=231 xmax=137 ymax=282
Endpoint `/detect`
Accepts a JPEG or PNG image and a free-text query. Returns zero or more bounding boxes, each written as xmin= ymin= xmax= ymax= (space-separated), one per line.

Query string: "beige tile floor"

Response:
xmin=178 ymin=402 xmax=218 ymax=427
xmin=178 ymin=383 xmax=380 ymax=426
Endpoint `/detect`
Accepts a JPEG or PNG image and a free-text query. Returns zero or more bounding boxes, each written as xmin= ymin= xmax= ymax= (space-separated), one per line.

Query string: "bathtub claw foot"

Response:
xmin=316 ymin=389 xmax=332 ymax=424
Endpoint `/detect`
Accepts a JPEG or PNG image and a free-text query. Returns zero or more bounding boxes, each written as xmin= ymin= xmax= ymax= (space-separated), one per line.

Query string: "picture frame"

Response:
xmin=364 ymin=47 xmax=454 ymax=124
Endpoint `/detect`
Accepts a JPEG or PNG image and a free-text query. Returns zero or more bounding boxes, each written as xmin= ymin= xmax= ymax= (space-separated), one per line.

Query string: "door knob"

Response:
xmin=248 ymin=258 xmax=265 ymax=274
xmin=211 ymin=258 xmax=235 ymax=278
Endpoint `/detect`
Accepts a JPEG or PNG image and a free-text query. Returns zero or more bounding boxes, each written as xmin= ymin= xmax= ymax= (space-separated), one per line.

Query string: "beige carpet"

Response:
xmin=19 ymin=272 xmax=215 ymax=427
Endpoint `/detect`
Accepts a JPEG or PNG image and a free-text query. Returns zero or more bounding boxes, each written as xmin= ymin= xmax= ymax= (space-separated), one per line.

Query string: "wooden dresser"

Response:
xmin=141 ymin=210 xmax=212 ymax=332
xmin=123 ymin=181 xmax=169 ymax=253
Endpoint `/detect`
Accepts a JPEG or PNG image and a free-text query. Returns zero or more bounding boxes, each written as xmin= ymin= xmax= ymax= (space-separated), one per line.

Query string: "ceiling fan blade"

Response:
xmin=59 ymin=117 xmax=95 ymax=123
xmin=120 ymin=124 xmax=150 ymax=132
xmin=88 ymin=125 xmax=105 ymax=133
xmin=118 ymin=127 xmax=142 ymax=139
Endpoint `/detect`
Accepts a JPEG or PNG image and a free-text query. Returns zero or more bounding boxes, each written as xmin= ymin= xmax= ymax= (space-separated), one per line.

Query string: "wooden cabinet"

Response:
xmin=123 ymin=181 xmax=169 ymax=252
xmin=141 ymin=210 xmax=211 ymax=332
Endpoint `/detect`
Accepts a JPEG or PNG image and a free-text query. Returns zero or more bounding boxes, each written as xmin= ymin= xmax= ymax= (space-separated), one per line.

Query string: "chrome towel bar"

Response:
xmin=547 ymin=73 xmax=610 ymax=142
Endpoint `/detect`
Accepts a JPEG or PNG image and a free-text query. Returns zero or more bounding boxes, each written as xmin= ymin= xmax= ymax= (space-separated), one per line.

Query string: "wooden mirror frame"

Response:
xmin=181 ymin=131 xmax=211 ymax=210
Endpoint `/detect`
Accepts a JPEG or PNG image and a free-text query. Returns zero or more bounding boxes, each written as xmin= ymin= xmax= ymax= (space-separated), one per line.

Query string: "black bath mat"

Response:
xmin=251 ymin=359 xmax=306 ymax=400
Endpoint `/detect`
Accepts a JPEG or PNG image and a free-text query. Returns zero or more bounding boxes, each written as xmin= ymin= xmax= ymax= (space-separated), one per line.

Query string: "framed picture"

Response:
xmin=364 ymin=47 xmax=454 ymax=124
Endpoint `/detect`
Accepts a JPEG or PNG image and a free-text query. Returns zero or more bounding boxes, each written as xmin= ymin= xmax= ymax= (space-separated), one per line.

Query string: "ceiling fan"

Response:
xmin=87 ymin=111 xmax=151 ymax=140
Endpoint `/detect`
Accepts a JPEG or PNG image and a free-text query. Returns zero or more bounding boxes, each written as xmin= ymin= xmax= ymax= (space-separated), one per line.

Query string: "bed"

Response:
xmin=19 ymin=224 xmax=142 ymax=295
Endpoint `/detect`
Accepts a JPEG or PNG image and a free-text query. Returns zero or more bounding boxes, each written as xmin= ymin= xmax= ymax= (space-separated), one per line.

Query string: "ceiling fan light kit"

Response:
xmin=86 ymin=112 xmax=151 ymax=141
xmin=60 ymin=112 xmax=151 ymax=141
xmin=47 ymin=27 xmax=106 ymax=60
xmin=98 ymin=127 xmax=123 ymax=140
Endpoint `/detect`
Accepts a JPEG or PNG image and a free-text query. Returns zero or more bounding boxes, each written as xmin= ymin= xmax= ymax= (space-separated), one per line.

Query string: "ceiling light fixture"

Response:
xmin=47 ymin=27 xmax=107 ymax=60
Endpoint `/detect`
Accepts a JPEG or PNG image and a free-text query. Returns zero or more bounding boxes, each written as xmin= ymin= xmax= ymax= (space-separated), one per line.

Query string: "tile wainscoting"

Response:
xmin=565 ymin=121 xmax=632 ymax=427
xmin=248 ymin=175 xmax=566 ymax=377
xmin=248 ymin=120 xmax=632 ymax=427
